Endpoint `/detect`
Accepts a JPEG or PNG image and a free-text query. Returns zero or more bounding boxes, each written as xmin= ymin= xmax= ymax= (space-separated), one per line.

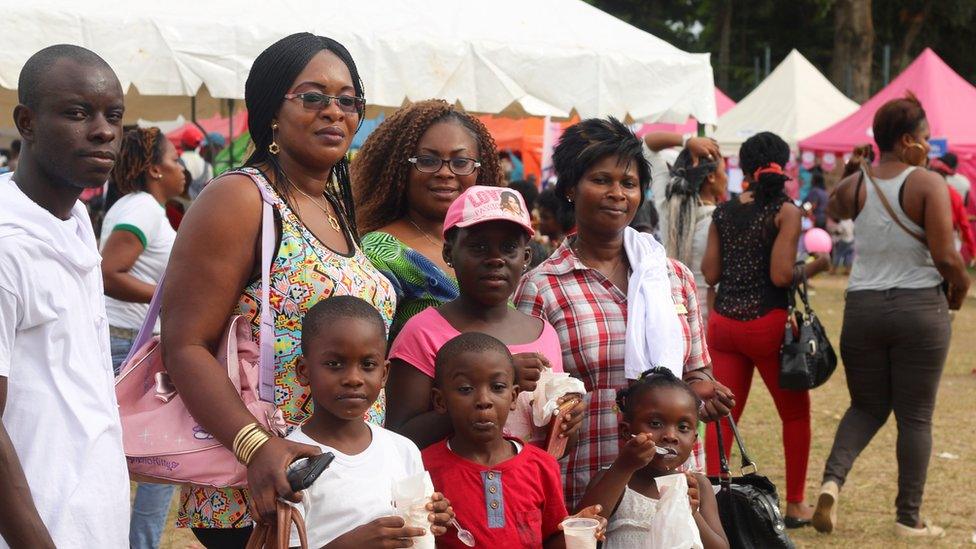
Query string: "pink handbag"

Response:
xmin=115 ymin=170 xmax=284 ymax=487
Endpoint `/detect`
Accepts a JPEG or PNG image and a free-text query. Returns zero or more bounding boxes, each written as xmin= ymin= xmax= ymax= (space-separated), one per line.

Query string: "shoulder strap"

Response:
xmin=862 ymin=166 xmax=926 ymax=245
xmin=124 ymin=170 xmax=278 ymax=403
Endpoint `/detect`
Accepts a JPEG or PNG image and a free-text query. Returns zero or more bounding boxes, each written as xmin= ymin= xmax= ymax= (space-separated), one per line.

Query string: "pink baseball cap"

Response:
xmin=442 ymin=185 xmax=535 ymax=238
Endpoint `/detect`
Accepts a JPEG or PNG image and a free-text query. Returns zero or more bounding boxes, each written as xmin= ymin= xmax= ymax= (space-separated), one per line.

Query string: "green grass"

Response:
xmin=156 ymin=274 xmax=976 ymax=548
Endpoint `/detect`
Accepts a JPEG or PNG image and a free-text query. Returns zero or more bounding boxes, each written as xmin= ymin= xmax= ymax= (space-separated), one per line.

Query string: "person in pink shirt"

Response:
xmin=386 ymin=186 xmax=586 ymax=451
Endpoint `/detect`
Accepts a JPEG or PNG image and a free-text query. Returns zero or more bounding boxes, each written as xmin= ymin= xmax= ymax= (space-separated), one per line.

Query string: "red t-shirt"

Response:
xmin=422 ymin=439 xmax=568 ymax=548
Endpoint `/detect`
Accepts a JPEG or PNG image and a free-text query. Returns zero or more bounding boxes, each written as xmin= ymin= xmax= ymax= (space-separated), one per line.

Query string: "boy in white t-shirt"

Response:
xmin=287 ymin=296 xmax=455 ymax=547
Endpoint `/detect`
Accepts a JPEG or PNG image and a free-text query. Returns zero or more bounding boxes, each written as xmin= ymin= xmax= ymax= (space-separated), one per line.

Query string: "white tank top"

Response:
xmin=847 ymin=167 xmax=943 ymax=291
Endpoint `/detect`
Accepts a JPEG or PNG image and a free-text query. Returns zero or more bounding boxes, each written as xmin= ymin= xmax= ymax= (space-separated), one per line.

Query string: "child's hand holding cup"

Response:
xmin=559 ymin=504 xmax=607 ymax=549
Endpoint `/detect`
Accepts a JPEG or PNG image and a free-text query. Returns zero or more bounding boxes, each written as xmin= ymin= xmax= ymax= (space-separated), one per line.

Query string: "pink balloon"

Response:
xmin=804 ymin=228 xmax=833 ymax=254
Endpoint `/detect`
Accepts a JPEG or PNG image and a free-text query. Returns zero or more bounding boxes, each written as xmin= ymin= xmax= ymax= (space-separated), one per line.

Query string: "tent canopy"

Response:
xmin=713 ymin=50 xmax=858 ymax=155
xmin=636 ymin=88 xmax=735 ymax=137
xmin=0 ymin=0 xmax=716 ymax=126
xmin=800 ymin=48 xmax=976 ymax=157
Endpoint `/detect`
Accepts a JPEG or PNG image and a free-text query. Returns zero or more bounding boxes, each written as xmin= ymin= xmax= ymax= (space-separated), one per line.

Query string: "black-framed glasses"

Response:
xmin=408 ymin=155 xmax=481 ymax=176
xmin=284 ymin=92 xmax=364 ymax=115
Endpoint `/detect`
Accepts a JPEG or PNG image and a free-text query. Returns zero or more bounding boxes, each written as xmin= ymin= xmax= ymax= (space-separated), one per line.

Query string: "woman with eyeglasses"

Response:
xmin=351 ymin=99 xmax=501 ymax=341
xmin=159 ymin=33 xmax=396 ymax=547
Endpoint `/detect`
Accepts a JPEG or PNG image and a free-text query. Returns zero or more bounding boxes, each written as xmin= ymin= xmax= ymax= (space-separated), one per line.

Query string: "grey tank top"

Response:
xmin=847 ymin=167 xmax=943 ymax=291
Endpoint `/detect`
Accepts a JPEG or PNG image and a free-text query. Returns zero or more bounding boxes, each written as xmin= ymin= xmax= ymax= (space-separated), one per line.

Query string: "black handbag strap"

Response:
xmin=714 ymin=416 xmax=759 ymax=477
xmin=789 ymin=262 xmax=817 ymax=317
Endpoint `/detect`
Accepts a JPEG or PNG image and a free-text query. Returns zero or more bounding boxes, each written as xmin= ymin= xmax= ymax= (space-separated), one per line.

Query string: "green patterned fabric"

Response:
xmin=362 ymin=231 xmax=458 ymax=341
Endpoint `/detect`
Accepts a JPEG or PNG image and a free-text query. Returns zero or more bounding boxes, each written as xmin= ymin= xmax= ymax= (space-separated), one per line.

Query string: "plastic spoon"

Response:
xmin=629 ymin=434 xmax=677 ymax=456
xmin=449 ymin=518 xmax=475 ymax=547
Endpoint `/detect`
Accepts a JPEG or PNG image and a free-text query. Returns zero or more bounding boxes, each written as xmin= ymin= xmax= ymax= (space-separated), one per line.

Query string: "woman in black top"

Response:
xmin=701 ymin=132 xmax=829 ymax=527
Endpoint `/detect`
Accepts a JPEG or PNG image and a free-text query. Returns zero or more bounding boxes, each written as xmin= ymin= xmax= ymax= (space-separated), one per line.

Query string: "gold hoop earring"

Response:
xmin=269 ymin=122 xmax=280 ymax=155
xmin=901 ymin=142 xmax=927 ymax=167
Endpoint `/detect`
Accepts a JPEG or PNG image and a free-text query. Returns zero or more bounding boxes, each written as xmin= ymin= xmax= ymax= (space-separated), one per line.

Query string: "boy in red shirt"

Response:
xmin=422 ymin=332 xmax=605 ymax=548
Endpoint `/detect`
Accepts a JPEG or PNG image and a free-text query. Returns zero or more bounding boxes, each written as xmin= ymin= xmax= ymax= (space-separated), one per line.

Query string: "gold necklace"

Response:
xmin=408 ymin=218 xmax=443 ymax=247
xmin=292 ymin=183 xmax=341 ymax=233
xmin=572 ymin=239 xmax=628 ymax=280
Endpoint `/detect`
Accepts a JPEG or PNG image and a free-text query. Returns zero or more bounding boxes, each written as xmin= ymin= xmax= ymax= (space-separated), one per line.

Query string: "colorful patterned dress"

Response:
xmin=361 ymin=231 xmax=458 ymax=341
xmin=177 ymin=169 xmax=396 ymax=529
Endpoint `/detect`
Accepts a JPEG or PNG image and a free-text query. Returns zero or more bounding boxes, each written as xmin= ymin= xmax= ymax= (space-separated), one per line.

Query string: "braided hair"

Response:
xmin=615 ymin=367 xmax=700 ymax=421
xmin=244 ymin=32 xmax=364 ymax=238
xmin=739 ymin=132 xmax=790 ymax=206
xmin=552 ymin=117 xmax=651 ymax=208
xmin=664 ymin=148 xmax=718 ymax=265
xmin=111 ymin=127 xmax=166 ymax=195
xmin=350 ymin=99 xmax=501 ymax=235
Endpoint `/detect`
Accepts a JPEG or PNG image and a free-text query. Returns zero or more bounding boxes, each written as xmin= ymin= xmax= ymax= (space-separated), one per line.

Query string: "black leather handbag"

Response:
xmin=709 ymin=417 xmax=794 ymax=549
xmin=779 ymin=268 xmax=837 ymax=390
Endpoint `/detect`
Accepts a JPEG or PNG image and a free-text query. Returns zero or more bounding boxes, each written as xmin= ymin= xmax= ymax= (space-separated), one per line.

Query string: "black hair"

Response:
xmin=873 ymin=92 xmax=926 ymax=153
xmin=244 ymin=33 xmax=363 ymax=240
xmin=811 ymin=169 xmax=826 ymax=190
xmin=508 ymin=180 xmax=539 ymax=210
xmin=941 ymin=152 xmax=958 ymax=170
xmin=18 ymin=44 xmax=116 ymax=110
xmin=615 ymin=367 xmax=700 ymax=421
xmin=10 ymin=140 xmax=20 ymax=156
xmin=664 ymin=148 xmax=719 ymax=263
xmin=739 ymin=132 xmax=790 ymax=206
xmin=552 ymin=117 xmax=651 ymax=208
xmin=433 ymin=332 xmax=514 ymax=389
xmin=536 ymin=189 xmax=576 ymax=233
xmin=300 ymin=295 xmax=386 ymax=355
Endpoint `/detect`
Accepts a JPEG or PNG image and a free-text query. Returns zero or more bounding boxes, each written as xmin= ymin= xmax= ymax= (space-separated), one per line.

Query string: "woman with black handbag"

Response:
xmin=815 ymin=94 xmax=969 ymax=538
xmin=701 ymin=132 xmax=829 ymax=528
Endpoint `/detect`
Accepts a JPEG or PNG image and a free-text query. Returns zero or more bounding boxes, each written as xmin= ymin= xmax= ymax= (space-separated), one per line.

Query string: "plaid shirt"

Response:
xmin=515 ymin=238 xmax=710 ymax=509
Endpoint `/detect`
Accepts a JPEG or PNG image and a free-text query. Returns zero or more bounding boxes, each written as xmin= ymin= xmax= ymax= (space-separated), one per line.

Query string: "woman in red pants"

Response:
xmin=701 ymin=132 xmax=829 ymax=528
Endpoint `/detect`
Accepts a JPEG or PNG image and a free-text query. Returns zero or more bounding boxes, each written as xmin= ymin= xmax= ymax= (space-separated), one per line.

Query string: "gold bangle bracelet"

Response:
xmin=236 ymin=430 xmax=268 ymax=464
xmin=243 ymin=435 xmax=272 ymax=466
xmin=232 ymin=423 xmax=261 ymax=457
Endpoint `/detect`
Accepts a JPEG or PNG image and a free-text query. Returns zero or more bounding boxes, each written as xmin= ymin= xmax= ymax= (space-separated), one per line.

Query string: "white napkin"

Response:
xmin=531 ymin=369 xmax=587 ymax=427
xmin=392 ymin=471 xmax=435 ymax=549
xmin=649 ymin=474 xmax=704 ymax=549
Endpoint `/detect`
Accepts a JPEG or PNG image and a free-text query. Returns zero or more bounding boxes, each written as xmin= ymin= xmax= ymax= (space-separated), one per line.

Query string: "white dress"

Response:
xmin=604 ymin=487 xmax=659 ymax=549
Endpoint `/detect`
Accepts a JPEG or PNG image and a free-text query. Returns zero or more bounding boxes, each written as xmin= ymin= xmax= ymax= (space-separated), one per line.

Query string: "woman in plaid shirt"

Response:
xmin=515 ymin=118 xmax=735 ymax=509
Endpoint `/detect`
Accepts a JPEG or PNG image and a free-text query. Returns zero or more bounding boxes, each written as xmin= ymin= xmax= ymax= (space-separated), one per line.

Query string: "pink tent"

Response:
xmin=635 ymin=88 xmax=735 ymax=137
xmin=800 ymin=48 xmax=976 ymax=184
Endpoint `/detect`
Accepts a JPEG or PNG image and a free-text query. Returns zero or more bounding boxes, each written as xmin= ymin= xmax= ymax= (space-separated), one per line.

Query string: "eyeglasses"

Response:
xmin=283 ymin=92 xmax=364 ymax=115
xmin=408 ymin=155 xmax=481 ymax=176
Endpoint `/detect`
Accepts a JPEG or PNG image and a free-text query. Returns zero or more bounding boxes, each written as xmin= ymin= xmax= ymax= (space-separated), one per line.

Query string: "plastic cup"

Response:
xmin=561 ymin=517 xmax=599 ymax=549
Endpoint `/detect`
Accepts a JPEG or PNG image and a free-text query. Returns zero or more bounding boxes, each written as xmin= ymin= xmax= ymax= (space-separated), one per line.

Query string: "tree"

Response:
xmin=829 ymin=0 xmax=874 ymax=102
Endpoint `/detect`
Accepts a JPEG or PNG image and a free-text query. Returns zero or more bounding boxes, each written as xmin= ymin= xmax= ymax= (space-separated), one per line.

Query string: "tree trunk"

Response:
xmin=715 ymin=0 xmax=733 ymax=91
xmin=830 ymin=0 xmax=874 ymax=102
xmin=893 ymin=3 xmax=933 ymax=72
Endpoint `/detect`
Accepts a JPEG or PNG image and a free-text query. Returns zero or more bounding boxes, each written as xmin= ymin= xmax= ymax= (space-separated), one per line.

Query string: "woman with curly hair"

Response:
xmin=99 ymin=126 xmax=185 ymax=549
xmin=352 ymin=99 xmax=501 ymax=340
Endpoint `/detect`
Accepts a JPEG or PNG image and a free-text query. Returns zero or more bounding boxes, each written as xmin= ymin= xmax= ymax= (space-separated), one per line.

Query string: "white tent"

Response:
xmin=712 ymin=50 xmax=858 ymax=155
xmin=0 ymin=0 xmax=717 ymax=127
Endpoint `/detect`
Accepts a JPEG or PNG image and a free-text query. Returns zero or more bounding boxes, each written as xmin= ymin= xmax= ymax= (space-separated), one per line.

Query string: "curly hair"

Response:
xmin=111 ymin=127 xmax=167 ymax=195
xmin=351 ymin=99 xmax=501 ymax=235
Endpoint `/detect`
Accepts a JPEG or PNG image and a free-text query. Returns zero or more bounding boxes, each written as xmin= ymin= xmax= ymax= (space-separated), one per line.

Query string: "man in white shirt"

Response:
xmin=0 ymin=45 xmax=130 ymax=548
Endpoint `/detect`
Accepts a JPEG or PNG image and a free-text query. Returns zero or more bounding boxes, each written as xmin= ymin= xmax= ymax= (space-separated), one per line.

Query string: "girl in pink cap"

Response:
xmin=386 ymin=185 xmax=586 ymax=453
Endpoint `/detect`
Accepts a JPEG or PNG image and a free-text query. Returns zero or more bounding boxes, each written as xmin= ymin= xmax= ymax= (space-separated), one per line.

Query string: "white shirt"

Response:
xmin=0 ymin=174 xmax=129 ymax=548
xmin=946 ymin=173 xmax=971 ymax=200
xmin=99 ymin=191 xmax=175 ymax=331
xmin=286 ymin=423 xmax=424 ymax=547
